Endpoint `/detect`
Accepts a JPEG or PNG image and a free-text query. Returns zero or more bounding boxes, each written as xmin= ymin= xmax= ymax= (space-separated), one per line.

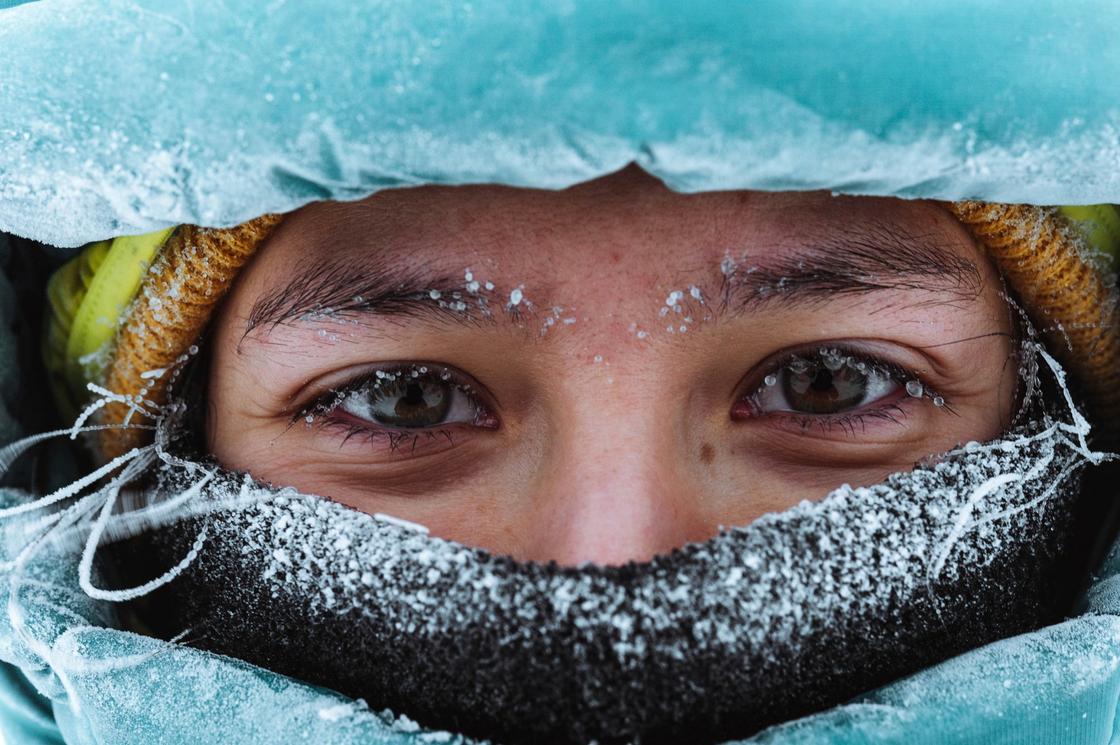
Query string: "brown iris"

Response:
xmin=369 ymin=379 xmax=452 ymax=427
xmin=782 ymin=361 xmax=869 ymax=414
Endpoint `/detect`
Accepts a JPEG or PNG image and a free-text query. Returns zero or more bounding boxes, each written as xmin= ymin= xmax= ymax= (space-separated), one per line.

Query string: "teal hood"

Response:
xmin=2 ymin=0 xmax=1120 ymax=247
xmin=3 ymin=2 xmax=1120 ymax=744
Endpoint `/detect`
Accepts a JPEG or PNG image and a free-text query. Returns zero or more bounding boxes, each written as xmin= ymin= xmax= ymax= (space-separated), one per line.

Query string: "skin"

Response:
xmin=206 ymin=166 xmax=1017 ymax=566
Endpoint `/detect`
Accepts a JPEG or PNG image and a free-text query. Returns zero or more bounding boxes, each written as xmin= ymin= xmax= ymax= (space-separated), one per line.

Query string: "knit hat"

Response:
xmin=42 ymin=203 xmax=1120 ymax=461
xmin=44 ymin=215 xmax=282 ymax=459
xmin=950 ymin=204 xmax=1120 ymax=425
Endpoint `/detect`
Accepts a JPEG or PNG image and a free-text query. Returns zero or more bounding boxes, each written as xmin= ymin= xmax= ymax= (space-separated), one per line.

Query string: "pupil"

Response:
xmin=783 ymin=361 xmax=868 ymax=414
xmin=368 ymin=377 xmax=452 ymax=427
xmin=810 ymin=370 xmax=834 ymax=392
xmin=403 ymin=383 xmax=426 ymax=406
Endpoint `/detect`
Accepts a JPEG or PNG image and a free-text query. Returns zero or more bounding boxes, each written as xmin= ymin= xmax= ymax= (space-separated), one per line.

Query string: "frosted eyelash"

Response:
xmin=774 ymin=404 xmax=912 ymax=436
xmin=288 ymin=363 xmax=484 ymax=429
xmin=749 ymin=346 xmax=957 ymax=420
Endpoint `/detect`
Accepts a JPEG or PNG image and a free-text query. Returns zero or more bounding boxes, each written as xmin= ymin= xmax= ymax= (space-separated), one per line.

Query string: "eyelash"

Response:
xmin=289 ymin=363 xmax=489 ymax=451
xmin=290 ymin=345 xmax=950 ymax=452
xmin=744 ymin=345 xmax=953 ymax=434
xmin=772 ymin=406 xmax=911 ymax=436
xmin=325 ymin=423 xmax=459 ymax=455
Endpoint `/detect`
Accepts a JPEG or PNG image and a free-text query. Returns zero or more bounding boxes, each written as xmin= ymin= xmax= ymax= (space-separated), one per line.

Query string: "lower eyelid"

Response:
xmin=313 ymin=418 xmax=466 ymax=457
xmin=768 ymin=402 xmax=914 ymax=437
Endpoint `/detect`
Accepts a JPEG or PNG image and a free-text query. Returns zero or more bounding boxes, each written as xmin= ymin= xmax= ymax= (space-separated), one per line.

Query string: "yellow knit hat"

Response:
xmin=949 ymin=203 xmax=1120 ymax=425
xmin=44 ymin=215 xmax=282 ymax=459
xmin=42 ymin=203 xmax=1120 ymax=462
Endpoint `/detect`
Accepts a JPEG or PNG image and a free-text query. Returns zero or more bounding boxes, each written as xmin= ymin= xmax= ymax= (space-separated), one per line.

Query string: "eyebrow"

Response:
xmin=715 ymin=220 xmax=983 ymax=315
xmin=242 ymin=218 xmax=983 ymax=341
xmin=242 ymin=259 xmax=513 ymax=341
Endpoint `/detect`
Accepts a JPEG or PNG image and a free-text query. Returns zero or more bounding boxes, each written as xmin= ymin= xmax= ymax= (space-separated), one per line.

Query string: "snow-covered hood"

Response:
xmin=2 ymin=0 xmax=1120 ymax=247
xmin=3 ymin=2 xmax=1120 ymax=744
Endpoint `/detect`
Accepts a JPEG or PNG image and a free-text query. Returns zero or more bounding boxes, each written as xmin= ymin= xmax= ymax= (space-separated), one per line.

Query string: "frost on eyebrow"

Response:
xmin=715 ymin=220 xmax=984 ymax=313
xmin=239 ymin=259 xmax=560 ymax=346
xmin=628 ymin=220 xmax=985 ymax=339
xmin=636 ymin=285 xmax=709 ymax=338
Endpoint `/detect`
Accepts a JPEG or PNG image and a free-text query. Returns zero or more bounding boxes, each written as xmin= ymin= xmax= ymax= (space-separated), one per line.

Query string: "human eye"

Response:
xmin=731 ymin=344 xmax=947 ymax=434
xmin=293 ymin=362 xmax=499 ymax=455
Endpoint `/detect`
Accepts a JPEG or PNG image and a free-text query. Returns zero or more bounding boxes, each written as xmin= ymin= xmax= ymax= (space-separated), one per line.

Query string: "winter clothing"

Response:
xmin=43 ymin=217 xmax=281 ymax=459
xmin=95 ymin=217 xmax=280 ymax=459
xmin=5 ymin=2 xmax=1120 ymax=744
xmin=951 ymin=203 xmax=1120 ymax=426
xmin=4 ymin=2 xmax=1120 ymax=246
xmin=42 ymin=229 xmax=174 ymax=422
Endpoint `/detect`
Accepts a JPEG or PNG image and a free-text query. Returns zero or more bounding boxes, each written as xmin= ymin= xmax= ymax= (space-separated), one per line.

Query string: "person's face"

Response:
xmin=207 ymin=167 xmax=1015 ymax=566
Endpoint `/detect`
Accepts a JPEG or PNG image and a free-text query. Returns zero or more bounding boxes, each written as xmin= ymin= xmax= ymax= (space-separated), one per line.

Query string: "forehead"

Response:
xmin=255 ymin=175 xmax=975 ymax=298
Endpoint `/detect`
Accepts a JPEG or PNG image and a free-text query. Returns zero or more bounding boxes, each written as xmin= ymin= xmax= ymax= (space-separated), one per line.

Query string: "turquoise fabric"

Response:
xmin=2 ymin=0 xmax=1120 ymax=246
xmin=0 ymin=666 xmax=64 ymax=745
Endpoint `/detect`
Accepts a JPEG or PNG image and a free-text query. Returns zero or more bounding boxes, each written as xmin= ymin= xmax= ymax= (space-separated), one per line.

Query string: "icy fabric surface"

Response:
xmin=0 ymin=500 xmax=468 ymax=745
xmin=750 ymin=542 xmax=1120 ymax=744
xmin=3 ymin=0 xmax=1120 ymax=246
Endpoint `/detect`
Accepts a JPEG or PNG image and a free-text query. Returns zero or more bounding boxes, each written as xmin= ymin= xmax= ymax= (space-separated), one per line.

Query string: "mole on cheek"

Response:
xmin=699 ymin=443 xmax=715 ymax=465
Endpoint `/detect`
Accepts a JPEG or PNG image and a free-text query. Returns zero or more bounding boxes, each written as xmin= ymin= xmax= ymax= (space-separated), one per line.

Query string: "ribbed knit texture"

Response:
xmin=98 ymin=215 xmax=281 ymax=459
xmin=948 ymin=202 xmax=1120 ymax=430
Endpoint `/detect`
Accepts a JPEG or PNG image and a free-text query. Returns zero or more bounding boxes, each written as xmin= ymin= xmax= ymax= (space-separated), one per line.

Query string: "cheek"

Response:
xmin=206 ymin=407 xmax=274 ymax=478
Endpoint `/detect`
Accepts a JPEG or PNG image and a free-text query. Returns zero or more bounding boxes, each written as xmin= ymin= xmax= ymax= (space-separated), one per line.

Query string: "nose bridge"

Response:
xmin=523 ymin=382 xmax=709 ymax=566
